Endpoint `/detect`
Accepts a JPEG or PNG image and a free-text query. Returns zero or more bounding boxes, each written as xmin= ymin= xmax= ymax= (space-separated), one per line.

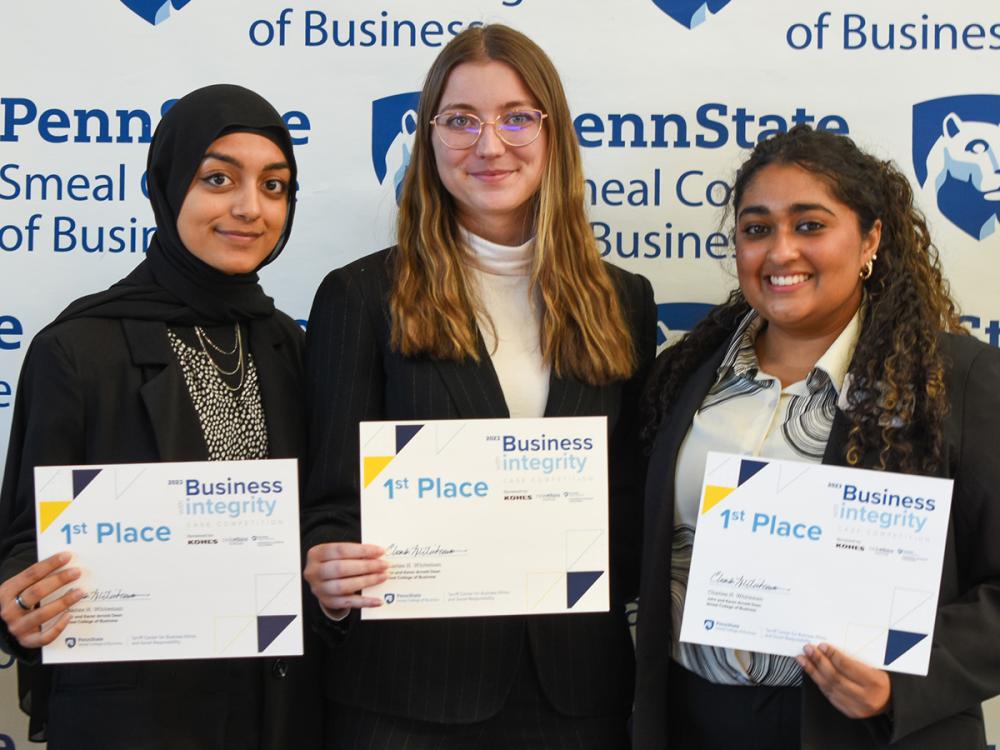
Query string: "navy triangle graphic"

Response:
xmin=738 ymin=460 xmax=768 ymax=487
xmin=72 ymin=469 xmax=102 ymax=498
xmin=396 ymin=425 xmax=423 ymax=454
xmin=257 ymin=614 xmax=297 ymax=653
xmin=884 ymin=629 xmax=927 ymax=666
xmin=567 ymin=571 xmax=603 ymax=609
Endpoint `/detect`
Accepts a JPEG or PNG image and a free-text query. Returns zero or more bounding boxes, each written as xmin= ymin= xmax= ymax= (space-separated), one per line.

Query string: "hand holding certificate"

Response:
xmin=359 ymin=417 xmax=610 ymax=619
xmin=680 ymin=452 xmax=954 ymax=675
xmin=34 ymin=459 xmax=303 ymax=664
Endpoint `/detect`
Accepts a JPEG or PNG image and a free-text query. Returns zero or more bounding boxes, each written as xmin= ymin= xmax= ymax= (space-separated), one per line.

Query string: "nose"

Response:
xmin=475 ymin=122 xmax=506 ymax=158
xmin=767 ymin=225 xmax=800 ymax=263
xmin=232 ymin=184 xmax=261 ymax=221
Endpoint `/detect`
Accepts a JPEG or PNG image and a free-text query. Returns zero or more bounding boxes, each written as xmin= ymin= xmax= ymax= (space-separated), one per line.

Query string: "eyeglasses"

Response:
xmin=430 ymin=109 xmax=548 ymax=149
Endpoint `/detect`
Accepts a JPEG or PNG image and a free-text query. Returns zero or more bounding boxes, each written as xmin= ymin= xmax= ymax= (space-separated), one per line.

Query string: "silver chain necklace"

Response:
xmin=194 ymin=324 xmax=246 ymax=391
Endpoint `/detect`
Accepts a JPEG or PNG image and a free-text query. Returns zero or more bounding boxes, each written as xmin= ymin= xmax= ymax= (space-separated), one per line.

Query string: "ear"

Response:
xmin=862 ymin=219 xmax=882 ymax=264
xmin=943 ymin=112 xmax=962 ymax=139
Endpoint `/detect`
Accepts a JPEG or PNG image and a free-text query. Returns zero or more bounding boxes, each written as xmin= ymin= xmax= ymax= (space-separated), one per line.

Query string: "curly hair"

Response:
xmin=642 ymin=125 xmax=965 ymax=474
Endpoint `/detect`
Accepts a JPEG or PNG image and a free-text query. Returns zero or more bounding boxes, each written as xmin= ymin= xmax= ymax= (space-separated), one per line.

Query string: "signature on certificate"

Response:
xmin=710 ymin=571 xmax=790 ymax=593
xmin=84 ymin=589 xmax=153 ymax=602
xmin=384 ymin=543 xmax=469 ymax=557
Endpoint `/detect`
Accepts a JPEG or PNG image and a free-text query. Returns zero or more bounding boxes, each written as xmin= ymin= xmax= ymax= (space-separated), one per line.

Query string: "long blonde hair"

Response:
xmin=392 ymin=24 xmax=636 ymax=386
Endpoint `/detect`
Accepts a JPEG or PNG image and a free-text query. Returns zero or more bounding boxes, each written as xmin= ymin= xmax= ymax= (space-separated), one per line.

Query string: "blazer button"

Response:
xmin=272 ymin=659 xmax=288 ymax=679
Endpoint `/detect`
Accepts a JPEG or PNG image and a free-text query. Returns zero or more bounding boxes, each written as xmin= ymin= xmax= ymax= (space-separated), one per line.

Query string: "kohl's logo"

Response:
xmin=372 ymin=92 xmax=420 ymax=205
xmin=913 ymin=94 xmax=1000 ymax=241
xmin=121 ymin=0 xmax=192 ymax=26
xmin=652 ymin=0 xmax=733 ymax=29
xmin=657 ymin=302 xmax=714 ymax=347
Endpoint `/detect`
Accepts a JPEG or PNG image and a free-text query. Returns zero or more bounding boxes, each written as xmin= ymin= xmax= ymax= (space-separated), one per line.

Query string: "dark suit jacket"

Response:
xmin=302 ymin=247 xmax=657 ymax=723
xmin=0 ymin=314 xmax=322 ymax=750
xmin=632 ymin=332 xmax=1000 ymax=750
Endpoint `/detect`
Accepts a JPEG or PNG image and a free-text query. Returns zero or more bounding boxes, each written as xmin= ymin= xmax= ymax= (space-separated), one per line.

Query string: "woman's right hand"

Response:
xmin=303 ymin=543 xmax=389 ymax=619
xmin=0 ymin=552 xmax=85 ymax=649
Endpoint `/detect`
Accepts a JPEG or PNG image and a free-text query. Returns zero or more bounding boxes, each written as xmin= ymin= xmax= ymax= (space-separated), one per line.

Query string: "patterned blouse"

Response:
xmin=670 ymin=306 xmax=862 ymax=686
xmin=166 ymin=327 xmax=269 ymax=461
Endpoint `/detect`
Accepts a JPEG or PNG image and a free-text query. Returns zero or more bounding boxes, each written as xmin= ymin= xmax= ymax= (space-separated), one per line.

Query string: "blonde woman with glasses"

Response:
xmin=301 ymin=23 xmax=656 ymax=749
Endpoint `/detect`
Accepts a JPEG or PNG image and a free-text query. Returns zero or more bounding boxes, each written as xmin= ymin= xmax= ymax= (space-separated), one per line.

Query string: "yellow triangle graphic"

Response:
xmin=363 ymin=456 xmax=395 ymax=488
xmin=39 ymin=501 xmax=72 ymax=533
xmin=701 ymin=485 xmax=735 ymax=515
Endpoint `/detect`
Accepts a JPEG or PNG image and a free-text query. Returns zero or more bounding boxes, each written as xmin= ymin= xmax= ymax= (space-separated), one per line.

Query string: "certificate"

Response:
xmin=679 ymin=452 xmax=954 ymax=676
xmin=34 ymin=459 xmax=302 ymax=664
xmin=359 ymin=417 xmax=609 ymax=619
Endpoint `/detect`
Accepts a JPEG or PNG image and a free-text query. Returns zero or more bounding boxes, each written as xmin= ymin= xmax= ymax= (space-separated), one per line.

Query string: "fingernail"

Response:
xmin=58 ymin=552 xmax=72 ymax=563
xmin=819 ymin=643 xmax=831 ymax=655
xmin=803 ymin=644 xmax=814 ymax=656
xmin=369 ymin=599 xmax=382 ymax=607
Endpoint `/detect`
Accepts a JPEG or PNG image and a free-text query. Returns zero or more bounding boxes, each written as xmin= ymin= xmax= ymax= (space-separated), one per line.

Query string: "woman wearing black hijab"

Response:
xmin=0 ymin=84 xmax=320 ymax=749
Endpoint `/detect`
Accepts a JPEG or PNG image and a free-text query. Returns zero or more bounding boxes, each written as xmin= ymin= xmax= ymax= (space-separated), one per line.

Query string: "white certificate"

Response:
xmin=34 ymin=459 xmax=303 ymax=664
xmin=359 ymin=417 xmax=609 ymax=619
xmin=679 ymin=452 xmax=954 ymax=675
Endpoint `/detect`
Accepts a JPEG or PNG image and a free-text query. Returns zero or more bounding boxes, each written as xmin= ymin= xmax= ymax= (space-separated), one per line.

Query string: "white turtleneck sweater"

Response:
xmin=462 ymin=229 xmax=550 ymax=419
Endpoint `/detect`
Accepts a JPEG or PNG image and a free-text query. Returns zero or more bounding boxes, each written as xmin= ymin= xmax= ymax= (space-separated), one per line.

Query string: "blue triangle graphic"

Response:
xmin=738 ymin=460 xmax=767 ymax=487
xmin=72 ymin=469 xmax=102 ymax=498
xmin=567 ymin=571 xmax=603 ymax=609
xmin=257 ymin=614 xmax=297 ymax=653
xmin=396 ymin=425 xmax=423 ymax=454
xmin=884 ymin=629 xmax=927 ymax=666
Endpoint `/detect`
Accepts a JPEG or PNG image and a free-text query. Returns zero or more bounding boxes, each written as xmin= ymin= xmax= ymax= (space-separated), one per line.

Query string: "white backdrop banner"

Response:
xmin=2 ymin=1 xmax=999 ymax=746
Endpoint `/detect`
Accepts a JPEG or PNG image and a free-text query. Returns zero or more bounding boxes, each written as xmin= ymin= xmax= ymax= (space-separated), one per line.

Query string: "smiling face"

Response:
xmin=735 ymin=162 xmax=881 ymax=342
xmin=176 ymin=131 xmax=291 ymax=275
xmin=432 ymin=59 xmax=548 ymax=245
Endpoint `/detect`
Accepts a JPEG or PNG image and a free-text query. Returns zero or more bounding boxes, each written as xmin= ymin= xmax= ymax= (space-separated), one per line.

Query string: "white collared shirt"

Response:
xmin=670 ymin=306 xmax=862 ymax=686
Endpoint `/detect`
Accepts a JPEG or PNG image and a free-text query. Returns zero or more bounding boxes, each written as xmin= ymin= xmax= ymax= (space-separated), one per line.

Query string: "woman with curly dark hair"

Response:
xmin=632 ymin=124 xmax=1000 ymax=749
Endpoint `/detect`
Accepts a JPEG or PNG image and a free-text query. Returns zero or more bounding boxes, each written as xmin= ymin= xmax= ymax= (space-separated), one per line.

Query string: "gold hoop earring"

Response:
xmin=860 ymin=254 xmax=876 ymax=281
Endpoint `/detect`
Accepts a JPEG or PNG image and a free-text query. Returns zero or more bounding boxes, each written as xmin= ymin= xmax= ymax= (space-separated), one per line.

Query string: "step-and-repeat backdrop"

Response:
xmin=2 ymin=1 xmax=999 ymax=746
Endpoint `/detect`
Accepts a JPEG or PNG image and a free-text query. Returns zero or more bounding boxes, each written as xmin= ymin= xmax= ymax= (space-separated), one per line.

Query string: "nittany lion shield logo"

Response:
xmin=121 ymin=0 xmax=192 ymax=25
xmin=384 ymin=593 xmax=396 ymax=605
xmin=913 ymin=95 xmax=1000 ymax=241
xmin=65 ymin=637 xmax=77 ymax=648
xmin=651 ymin=0 xmax=734 ymax=29
xmin=703 ymin=619 xmax=715 ymax=630
xmin=372 ymin=92 xmax=421 ymax=205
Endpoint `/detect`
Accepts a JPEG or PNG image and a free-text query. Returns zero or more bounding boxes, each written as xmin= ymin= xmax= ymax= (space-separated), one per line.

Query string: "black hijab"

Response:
xmin=52 ymin=84 xmax=298 ymax=326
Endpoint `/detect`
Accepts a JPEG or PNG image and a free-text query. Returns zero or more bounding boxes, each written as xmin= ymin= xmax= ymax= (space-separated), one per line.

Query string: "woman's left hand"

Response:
xmin=796 ymin=643 xmax=891 ymax=719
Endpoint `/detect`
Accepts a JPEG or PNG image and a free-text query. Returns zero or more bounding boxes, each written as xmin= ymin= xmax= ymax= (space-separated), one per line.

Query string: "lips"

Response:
xmin=767 ymin=273 xmax=812 ymax=287
xmin=215 ymin=229 xmax=263 ymax=244
xmin=469 ymin=169 xmax=514 ymax=182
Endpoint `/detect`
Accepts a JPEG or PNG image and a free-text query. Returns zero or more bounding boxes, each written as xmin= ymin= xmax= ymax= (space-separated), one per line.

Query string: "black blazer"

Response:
xmin=302 ymin=247 xmax=657 ymax=723
xmin=0 ymin=314 xmax=322 ymax=750
xmin=632 ymin=332 xmax=1000 ymax=750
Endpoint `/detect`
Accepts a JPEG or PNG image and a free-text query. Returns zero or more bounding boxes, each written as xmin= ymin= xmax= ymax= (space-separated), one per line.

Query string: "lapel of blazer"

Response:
xmin=431 ymin=333 xmax=510 ymax=418
xmin=543 ymin=369 xmax=604 ymax=418
xmin=248 ymin=320 xmax=302 ymax=458
xmin=430 ymin=338 xmax=607 ymax=420
xmin=646 ymin=345 xmax=727 ymax=562
xmin=122 ymin=318 xmax=204 ymax=461
xmin=821 ymin=409 xmax=851 ymax=467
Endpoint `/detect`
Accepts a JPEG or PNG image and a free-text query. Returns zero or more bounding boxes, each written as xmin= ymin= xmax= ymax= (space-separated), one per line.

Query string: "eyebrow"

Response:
xmin=201 ymin=152 xmax=290 ymax=172
xmin=437 ymin=100 xmax=536 ymax=113
xmin=738 ymin=202 xmax=835 ymax=219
